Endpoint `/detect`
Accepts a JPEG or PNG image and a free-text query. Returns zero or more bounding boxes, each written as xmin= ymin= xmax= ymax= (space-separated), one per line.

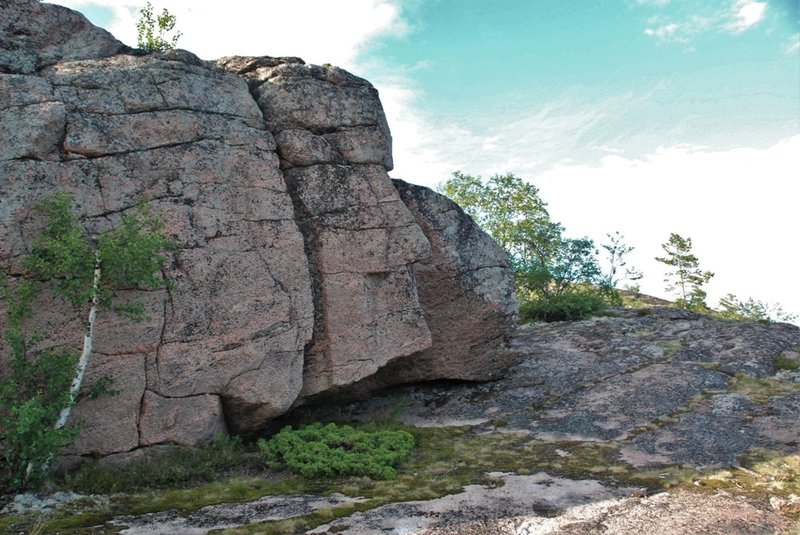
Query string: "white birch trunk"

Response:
xmin=55 ymin=249 xmax=101 ymax=430
xmin=26 ymin=250 xmax=102 ymax=481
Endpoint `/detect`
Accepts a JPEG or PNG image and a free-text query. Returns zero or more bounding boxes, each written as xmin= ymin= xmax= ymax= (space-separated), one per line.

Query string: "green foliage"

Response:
xmin=26 ymin=195 xmax=172 ymax=313
xmin=601 ymin=231 xmax=642 ymax=289
xmin=655 ymin=233 xmax=714 ymax=310
xmin=0 ymin=194 xmax=172 ymax=492
xmin=716 ymin=293 xmax=797 ymax=324
xmin=773 ymin=355 xmax=799 ymax=371
xmin=24 ymin=193 xmax=95 ymax=309
xmin=136 ymin=2 xmax=182 ymax=52
xmin=258 ymin=422 xmax=415 ymax=480
xmin=439 ymin=171 xmax=610 ymax=322
xmin=440 ymin=171 xmax=551 ymax=256
xmin=0 ymin=277 xmax=78 ymax=492
xmin=519 ymin=289 xmax=607 ymax=322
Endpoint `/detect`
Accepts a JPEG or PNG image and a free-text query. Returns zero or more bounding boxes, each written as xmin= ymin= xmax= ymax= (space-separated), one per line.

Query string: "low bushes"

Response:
xmin=258 ymin=422 xmax=414 ymax=480
xmin=519 ymin=290 xmax=609 ymax=322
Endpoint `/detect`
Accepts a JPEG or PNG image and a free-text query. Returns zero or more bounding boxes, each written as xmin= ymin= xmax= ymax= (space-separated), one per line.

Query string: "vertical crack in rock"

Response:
xmin=352 ymin=180 xmax=519 ymax=392
xmin=222 ymin=57 xmax=433 ymax=400
xmin=2 ymin=2 xmax=518 ymax=461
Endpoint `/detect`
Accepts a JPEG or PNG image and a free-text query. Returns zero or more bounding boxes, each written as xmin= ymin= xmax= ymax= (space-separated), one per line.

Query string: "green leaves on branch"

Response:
xmin=0 ymin=273 xmax=78 ymax=492
xmin=717 ymin=294 xmax=797 ymax=324
xmin=25 ymin=194 xmax=172 ymax=313
xmin=439 ymin=171 xmax=612 ymax=322
xmin=1 ymin=193 xmax=172 ymax=492
xmin=441 ymin=171 xmax=551 ymax=257
xmin=136 ymin=2 xmax=182 ymax=52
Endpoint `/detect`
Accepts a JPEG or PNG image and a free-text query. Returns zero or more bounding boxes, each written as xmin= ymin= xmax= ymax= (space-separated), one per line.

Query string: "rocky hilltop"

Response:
xmin=0 ymin=0 xmax=516 ymax=459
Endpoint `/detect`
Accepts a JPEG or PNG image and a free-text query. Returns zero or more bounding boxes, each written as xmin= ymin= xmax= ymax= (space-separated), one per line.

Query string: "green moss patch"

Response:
xmin=730 ymin=374 xmax=800 ymax=403
xmin=774 ymin=355 xmax=800 ymax=371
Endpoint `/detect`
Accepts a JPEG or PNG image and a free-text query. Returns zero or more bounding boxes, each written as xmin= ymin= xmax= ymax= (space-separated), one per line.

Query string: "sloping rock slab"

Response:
xmin=113 ymin=492 xmax=366 ymax=535
xmin=308 ymin=474 xmax=788 ymax=535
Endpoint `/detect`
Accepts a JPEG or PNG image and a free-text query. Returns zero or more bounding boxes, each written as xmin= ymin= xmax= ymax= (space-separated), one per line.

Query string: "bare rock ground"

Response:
xmin=98 ymin=307 xmax=800 ymax=534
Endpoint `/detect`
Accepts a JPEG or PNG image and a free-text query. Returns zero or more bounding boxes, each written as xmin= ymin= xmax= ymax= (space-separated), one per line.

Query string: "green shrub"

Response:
xmin=519 ymin=290 xmax=607 ymax=322
xmin=0 ymin=278 xmax=79 ymax=493
xmin=258 ymin=422 xmax=414 ymax=481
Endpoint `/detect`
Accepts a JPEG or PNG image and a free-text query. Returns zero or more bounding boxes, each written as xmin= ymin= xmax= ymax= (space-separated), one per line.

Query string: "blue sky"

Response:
xmin=52 ymin=0 xmax=800 ymax=321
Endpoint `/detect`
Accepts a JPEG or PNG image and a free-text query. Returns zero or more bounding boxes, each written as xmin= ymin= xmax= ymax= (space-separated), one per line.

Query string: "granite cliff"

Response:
xmin=0 ymin=0 xmax=517 ymax=460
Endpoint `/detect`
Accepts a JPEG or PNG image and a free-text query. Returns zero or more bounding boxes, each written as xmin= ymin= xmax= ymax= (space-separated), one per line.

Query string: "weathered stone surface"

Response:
xmin=0 ymin=1 xmax=519 ymax=460
xmin=306 ymin=476 xmax=788 ymax=535
xmin=67 ymin=353 xmax=147 ymax=455
xmin=0 ymin=1 xmax=315 ymax=455
xmin=366 ymin=180 xmax=517 ymax=385
xmin=238 ymin=60 xmax=393 ymax=170
xmin=139 ymin=391 xmax=227 ymax=446
xmin=309 ymin=307 xmax=800 ymax=462
xmin=285 ymin=165 xmax=432 ymax=397
xmin=0 ymin=0 xmax=124 ymax=74
xmin=0 ymin=101 xmax=66 ymax=161
xmin=233 ymin=59 xmax=435 ymax=399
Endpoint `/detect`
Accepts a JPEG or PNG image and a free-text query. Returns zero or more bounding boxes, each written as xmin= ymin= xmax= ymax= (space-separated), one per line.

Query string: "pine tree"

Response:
xmin=655 ymin=233 xmax=714 ymax=310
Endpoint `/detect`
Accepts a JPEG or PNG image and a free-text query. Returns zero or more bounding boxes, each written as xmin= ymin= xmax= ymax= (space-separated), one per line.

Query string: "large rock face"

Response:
xmin=0 ymin=0 xmax=517 ymax=458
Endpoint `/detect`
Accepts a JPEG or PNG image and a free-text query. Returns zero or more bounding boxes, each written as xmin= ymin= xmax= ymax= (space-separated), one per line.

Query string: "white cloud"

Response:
xmin=51 ymin=0 xmax=408 ymax=67
xmin=642 ymin=0 xmax=767 ymax=44
xmin=532 ymin=135 xmax=800 ymax=322
xmin=726 ymin=0 xmax=767 ymax=33
xmin=644 ymin=22 xmax=681 ymax=39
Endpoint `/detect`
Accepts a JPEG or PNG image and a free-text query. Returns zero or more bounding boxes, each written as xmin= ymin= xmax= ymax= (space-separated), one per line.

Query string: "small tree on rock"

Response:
xmin=655 ymin=233 xmax=714 ymax=310
xmin=602 ymin=231 xmax=642 ymax=289
xmin=136 ymin=2 xmax=182 ymax=52
xmin=439 ymin=171 xmax=607 ymax=321
xmin=0 ymin=193 xmax=171 ymax=490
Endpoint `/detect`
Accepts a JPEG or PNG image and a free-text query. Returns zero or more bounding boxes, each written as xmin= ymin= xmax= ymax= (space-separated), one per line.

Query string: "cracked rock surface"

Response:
xmin=88 ymin=309 xmax=799 ymax=534
xmin=0 ymin=0 xmax=516 ymax=457
xmin=280 ymin=308 xmax=800 ymax=534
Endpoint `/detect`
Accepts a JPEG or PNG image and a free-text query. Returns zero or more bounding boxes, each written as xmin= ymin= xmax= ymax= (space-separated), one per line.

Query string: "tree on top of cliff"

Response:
xmin=136 ymin=2 xmax=182 ymax=52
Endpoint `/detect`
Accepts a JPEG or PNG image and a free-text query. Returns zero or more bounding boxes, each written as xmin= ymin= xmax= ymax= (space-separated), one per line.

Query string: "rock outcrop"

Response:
xmin=0 ymin=0 xmax=517 ymax=458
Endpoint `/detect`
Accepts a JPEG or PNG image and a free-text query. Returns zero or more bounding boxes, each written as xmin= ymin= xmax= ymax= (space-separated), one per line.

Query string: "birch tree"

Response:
xmin=1 ymin=193 xmax=170 ymax=488
xmin=136 ymin=2 xmax=182 ymax=52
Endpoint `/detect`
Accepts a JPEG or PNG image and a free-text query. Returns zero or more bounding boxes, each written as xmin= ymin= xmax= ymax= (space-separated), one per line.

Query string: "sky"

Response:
xmin=51 ymin=0 xmax=800 ymax=322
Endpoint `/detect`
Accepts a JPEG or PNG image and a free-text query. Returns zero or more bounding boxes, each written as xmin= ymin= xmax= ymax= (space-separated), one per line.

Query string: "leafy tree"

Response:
xmin=0 ymin=277 xmax=77 ymax=491
xmin=136 ymin=2 xmax=182 ymax=52
xmin=439 ymin=171 xmax=607 ymax=321
xmin=655 ymin=233 xmax=714 ymax=310
xmin=716 ymin=294 xmax=797 ymax=323
xmin=440 ymin=171 xmax=551 ymax=257
xmin=601 ymin=231 xmax=642 ymax=289
xmin=0 ymin=194 xmax=171 ymax=490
